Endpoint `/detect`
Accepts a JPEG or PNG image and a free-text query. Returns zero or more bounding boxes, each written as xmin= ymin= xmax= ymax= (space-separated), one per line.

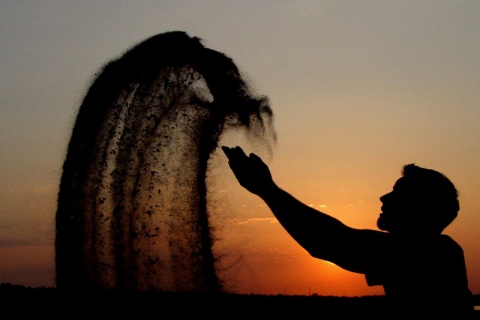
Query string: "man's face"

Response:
xmin=377 ymin=177 xmax=422 ymax=233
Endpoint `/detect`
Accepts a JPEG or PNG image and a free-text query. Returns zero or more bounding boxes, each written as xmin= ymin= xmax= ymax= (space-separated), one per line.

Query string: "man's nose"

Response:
xmin=380 ymin=193 xmax=390 ymax=203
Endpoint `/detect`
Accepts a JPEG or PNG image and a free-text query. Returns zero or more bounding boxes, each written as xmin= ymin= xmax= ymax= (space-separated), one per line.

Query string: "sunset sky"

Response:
xmin=1 ymin=1 xmax=479 ymax=297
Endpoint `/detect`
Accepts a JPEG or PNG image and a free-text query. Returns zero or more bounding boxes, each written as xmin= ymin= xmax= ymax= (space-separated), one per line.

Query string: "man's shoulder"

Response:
xmin=438 ymin=234 xmax=464 ymax=252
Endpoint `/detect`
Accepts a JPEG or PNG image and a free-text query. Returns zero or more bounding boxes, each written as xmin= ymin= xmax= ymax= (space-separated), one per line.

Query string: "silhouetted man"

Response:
xmin=222 ymin=146 xmax=475 ymax=319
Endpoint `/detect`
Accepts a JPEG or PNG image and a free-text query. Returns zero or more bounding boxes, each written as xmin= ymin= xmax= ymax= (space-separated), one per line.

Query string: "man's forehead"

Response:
xmin=393 ymin=177 xmax=421 ymax=193
xmin=393 ymin=177 xmax=408 ymax=188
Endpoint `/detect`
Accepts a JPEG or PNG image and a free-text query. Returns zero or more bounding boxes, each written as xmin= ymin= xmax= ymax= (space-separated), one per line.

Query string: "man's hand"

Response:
xmin=221 ymin=146 xmax=275 ymax=196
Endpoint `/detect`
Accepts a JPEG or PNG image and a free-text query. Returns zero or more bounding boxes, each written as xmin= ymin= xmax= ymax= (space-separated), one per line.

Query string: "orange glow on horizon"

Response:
xmin=225 ymin=248 xmax=384 ymax=296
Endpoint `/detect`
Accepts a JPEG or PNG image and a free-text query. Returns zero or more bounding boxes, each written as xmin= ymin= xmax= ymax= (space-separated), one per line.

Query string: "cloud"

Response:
xmin=228 ymin=217 xmax=278 ymax=225
xmin=0 ymin=225 xmax=53 ymax=247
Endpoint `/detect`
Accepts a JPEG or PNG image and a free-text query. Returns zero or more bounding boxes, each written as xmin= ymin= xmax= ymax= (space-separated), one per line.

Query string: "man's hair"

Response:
xmin=402 ymin=164 xmax=459 ymax=233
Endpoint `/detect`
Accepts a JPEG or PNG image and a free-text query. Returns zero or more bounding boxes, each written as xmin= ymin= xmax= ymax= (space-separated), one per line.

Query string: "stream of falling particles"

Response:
xmin=55 ymin=31 xmax=276 ymax=292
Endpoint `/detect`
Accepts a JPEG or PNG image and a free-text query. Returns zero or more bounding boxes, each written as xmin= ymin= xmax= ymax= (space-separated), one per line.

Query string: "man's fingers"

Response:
xmin=222 ymin=145 xmax=248 ymax=161
xmin=232 ymin=146 xmax=247 ymax=157
xmin=249 ymin=153 xmax=261 ymax=161
xmin=221 ymin=146 xmax=232 ymax=158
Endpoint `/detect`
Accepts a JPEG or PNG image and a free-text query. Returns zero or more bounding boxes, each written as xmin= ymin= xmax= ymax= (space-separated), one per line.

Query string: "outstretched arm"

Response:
xmin=221 ymin=146 xmax=381 ymax=272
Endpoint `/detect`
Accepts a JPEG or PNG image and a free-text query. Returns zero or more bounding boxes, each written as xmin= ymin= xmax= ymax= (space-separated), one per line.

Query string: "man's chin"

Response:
xmin=377 ymin=216 xmax=389 ymax=231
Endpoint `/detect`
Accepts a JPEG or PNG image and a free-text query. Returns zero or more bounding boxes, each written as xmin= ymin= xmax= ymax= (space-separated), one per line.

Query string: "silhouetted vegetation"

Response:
xmin=1 ymin=283 xmax=478 ymax=319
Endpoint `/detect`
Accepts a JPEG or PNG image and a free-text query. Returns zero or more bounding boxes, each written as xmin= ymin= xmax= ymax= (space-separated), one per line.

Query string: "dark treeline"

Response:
xmin=2 ymin=283 xmax=479 ymax=319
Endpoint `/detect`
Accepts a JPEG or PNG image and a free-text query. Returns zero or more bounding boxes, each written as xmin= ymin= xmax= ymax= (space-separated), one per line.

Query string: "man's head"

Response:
xmin=377 ymin=164 xmax=459 ymax=235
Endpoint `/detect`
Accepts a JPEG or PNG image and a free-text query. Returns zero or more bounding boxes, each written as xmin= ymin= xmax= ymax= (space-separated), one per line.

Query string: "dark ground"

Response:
xmin=1 ymin=283 xmax=479 ymax=319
